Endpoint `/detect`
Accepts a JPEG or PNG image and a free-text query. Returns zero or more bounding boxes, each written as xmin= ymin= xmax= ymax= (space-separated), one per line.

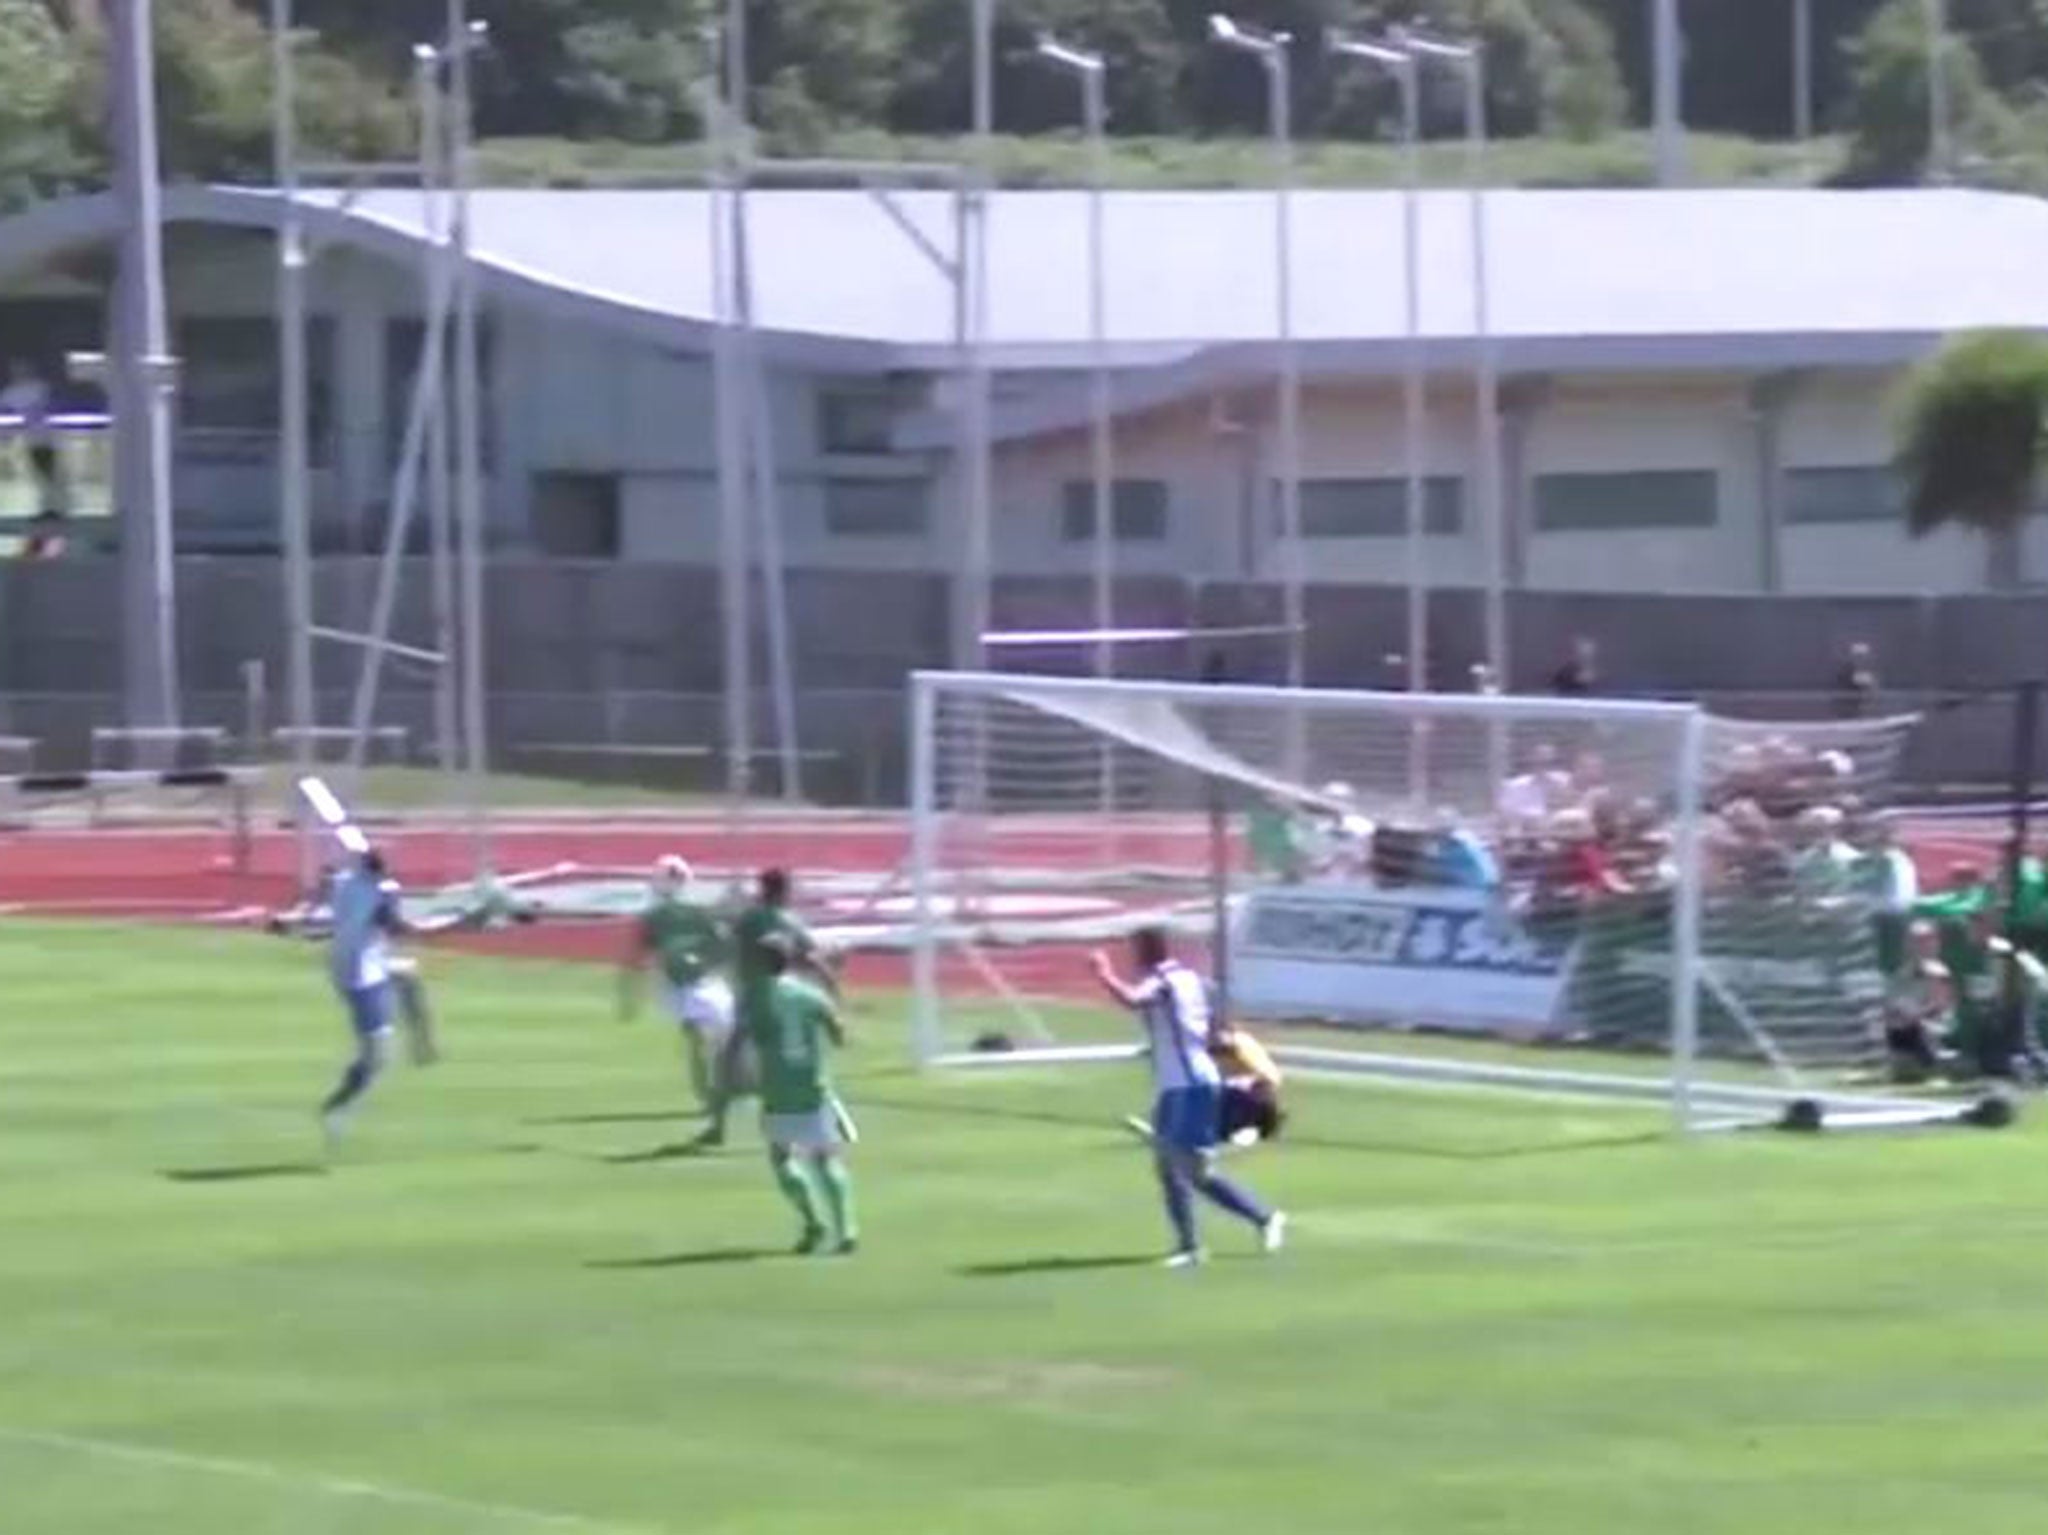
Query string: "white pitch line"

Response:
xmin=0 ymin=1425 xmax=657 ymax=1534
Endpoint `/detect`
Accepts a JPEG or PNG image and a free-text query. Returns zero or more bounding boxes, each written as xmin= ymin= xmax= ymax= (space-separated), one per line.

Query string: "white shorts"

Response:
xmin=666 ymin=976 xmax=735 ymax=1037
xmin=762 ymin=1095 xmax=856 ymax=1152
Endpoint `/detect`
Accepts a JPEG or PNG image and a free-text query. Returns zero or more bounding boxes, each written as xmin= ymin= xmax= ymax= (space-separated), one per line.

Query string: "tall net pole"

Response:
xmin=108 ymin=0 xmax=181 ymax=743
xmin=966 ymin=0 xmax=995 ymax=676
xmin=447 ymin=0 xmax=492 ymax=879
xmin=270 ymin=0 xmax=318 ymax=891
xmin=420 ymin=50 xmax=461 ymax=821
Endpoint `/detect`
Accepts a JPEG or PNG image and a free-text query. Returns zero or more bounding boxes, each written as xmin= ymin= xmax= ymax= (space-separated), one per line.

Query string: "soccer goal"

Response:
xmin=906 ymin=669 xmax=1970 ymax=1134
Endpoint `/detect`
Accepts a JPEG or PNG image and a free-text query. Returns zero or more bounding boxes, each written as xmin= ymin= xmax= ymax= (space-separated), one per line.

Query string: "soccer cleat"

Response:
xmin=1120 ymin=1115 xmax=1155 ymax=1142
xmin=1162 ymin=1248 xmax=1206 ymax=1270
xmin=1260 ymin=1211 xmax=1289 ymax=1255
xmin=691 ymin=1126 xmax=727 ymax=1150
xmin=831 ymin=1237 xmax=860 ymax=1258
xmin=793 ymin=1227 xmax=827 ymax=1256
xmin=319 ymin=1107 xmax=348 ymax=1155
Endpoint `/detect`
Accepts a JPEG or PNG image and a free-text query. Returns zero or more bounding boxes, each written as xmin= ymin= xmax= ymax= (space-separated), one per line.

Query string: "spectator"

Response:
xmin=1551 ymin=636 xmax=1598 ymax=697
xmin=1712 ymin=742 xmax=1766 ymax=812
xmin=1497 ymin=741 xmax=1564 ymax=828
xmin=1569 ymin=748 xmax=1607 ymax=807
xmin=1853 ymin=818 xmax=1920 ymax=976
xmin=1833 ymin=642 xmax=1878 ymax=719
xmin=1307 ymin=782 xmax=1372 ymax=880
xmin=1884 ymin=920 xmax=1952 ymax=1083
xmin=1753 ymin=736 xmax=1811 ymax=821
xmin=1710 ymin=798 xmax=1792 ymax=892
xmin=1428 ymin=809 xmax=1500 ymax=889
xmin=1546 ymin=807 xmax=1628 ymax=901
xmin=1789 ymin=805 xmax=1857 ymax=895
xmin=0 ymin=361 xmax=57 ymax=504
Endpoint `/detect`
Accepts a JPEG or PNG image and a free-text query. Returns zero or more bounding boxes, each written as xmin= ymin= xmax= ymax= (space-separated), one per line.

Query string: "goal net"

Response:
xmin=907 ymin=669 xmax=1951 ymax=1133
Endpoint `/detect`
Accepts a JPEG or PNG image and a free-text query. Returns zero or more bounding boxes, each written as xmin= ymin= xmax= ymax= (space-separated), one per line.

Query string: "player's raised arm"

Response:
xmin=1090 ymin=949 xmax=1147 ymax=1010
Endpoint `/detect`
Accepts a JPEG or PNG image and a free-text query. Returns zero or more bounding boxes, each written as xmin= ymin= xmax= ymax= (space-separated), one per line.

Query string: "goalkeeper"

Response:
xmin=1125 ymin=1016 xmax=1286 ymax=1148
xmin=618 ymin=855 xmax=734 ymax=1111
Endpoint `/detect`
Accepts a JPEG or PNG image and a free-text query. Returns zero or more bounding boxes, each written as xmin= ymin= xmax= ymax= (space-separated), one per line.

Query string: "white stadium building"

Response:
xmin=2 ymin=183 xmax=2046 ymax=593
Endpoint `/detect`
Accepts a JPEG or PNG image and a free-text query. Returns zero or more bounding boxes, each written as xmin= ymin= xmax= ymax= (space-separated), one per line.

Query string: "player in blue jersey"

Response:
xmin=1092 ymin=927 xmax=1286 ymax=1268
xmin=320 ymin=847 xmax=413 ymax=1147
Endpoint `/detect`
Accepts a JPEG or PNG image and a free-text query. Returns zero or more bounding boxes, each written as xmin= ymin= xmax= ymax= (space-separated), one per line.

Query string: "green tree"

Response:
xmin=748 ymin=0 xmax=905 ymax=142
xmin=1893 ymin=329 xmax=2048 ymax=582
xmin=1319 ymin=0 xmax=1623 ymax=141
xmin=0 ymin=0 xmax=86 ymax=209
xmin=1840 ymin=0 xmax=2018 ymax=183
xmin=894 ymin=0 xmax=1180 ymax=136
xmin=273 ymin=0 xmax=708 ymax=143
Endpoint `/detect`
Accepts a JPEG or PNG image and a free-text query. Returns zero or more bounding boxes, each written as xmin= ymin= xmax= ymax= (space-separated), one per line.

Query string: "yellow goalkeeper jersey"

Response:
xmin=1214 ymin=1027 xmax=1282 ymax=1088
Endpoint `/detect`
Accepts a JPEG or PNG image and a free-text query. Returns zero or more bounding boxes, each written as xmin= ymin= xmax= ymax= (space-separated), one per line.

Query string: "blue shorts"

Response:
xmin=1153 ymin=1084 xmax=1221 ymax=1152
xmin=341 ymin=982 xmax=393 ymax=1040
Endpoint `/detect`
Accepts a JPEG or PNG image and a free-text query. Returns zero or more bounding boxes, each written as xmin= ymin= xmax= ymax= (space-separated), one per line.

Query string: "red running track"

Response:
xmin=0 ymin=812 xmax=2019 ymax=991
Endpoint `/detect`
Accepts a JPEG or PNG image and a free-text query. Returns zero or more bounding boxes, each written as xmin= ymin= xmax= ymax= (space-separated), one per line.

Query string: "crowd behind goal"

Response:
xmin=1252 ymin=723 xmax=2048 ymax=1085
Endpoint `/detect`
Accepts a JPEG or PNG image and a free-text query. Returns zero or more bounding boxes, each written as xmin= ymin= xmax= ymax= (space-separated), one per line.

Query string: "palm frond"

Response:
xmin=1893 ymin=329 xmax=2048 ymax=536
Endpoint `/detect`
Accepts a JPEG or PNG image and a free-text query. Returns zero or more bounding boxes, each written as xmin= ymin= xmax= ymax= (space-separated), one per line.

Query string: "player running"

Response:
xmin=319 ymin=847 xmax=413 ymax=1147
xmin=1092 ymin=927 xmax=1286 ymax=1268
xmin=697 ymin=868 xmax=818 ymax=1148
xmin=619 ymin=855 xmax=735 ymax=1111
xmin=751 ymin=933 xmax=859 ymax=1255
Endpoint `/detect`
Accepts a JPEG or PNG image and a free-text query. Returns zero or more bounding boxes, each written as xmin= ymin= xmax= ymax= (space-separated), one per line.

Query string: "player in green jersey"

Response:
xmin=1958 ymin=908 xmax=2048 ymax=1081
xmin=697 ymin=867 xmax=821 ymax=1147
xmin=751 ymin=933 xmax=857 ymax=1254
xmin=619 ymin=856 xmax=735 ymax=1109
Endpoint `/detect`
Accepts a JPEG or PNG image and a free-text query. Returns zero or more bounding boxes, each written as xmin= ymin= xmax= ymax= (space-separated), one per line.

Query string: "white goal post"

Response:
xmin=905 ymin=669 xmax=1964 ymax=1134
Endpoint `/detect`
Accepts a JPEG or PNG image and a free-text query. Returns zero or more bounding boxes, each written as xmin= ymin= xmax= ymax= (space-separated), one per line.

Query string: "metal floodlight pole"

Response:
xmin=1033 ymin=35 xmax=1114 ymax=688
xmin=1409 ymin=31 xmax=1504 ymax=697
xmin=446 ymin=2 xmax=492 ymax=878
xmin=702 ymin=36 xmax=753 ymax=818
xmin=270 ymin=0 xmax=317 ymax=889
xmin=1792 ymin=0 xmax=1813 ymax=144
xmin=1210 ymin=14 xmax=1303 ymax=711
xmin=343 ymin=41 xmax=461 ymax=777
xmin=418 ymin=46 xmax=461 ymax=803
xmin=967 ymin=0 xmax=996 ymax=673
xmin=718 ymin=0 xmax=802 ymax=804
xmin=1651 ymin=0 xmax=1684 ymax=185
xmin=1330 ymin=31 xmax=1425 ymax=710
xmin=109 ymin=0 xmax=181 ymax=739
xmin=1926 ymin=0 xmax=1952 ymax=182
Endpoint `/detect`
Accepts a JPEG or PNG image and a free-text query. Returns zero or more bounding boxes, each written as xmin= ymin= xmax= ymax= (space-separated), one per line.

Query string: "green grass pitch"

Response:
xmin=5 ymin=920 xmax=2048 ymax=1534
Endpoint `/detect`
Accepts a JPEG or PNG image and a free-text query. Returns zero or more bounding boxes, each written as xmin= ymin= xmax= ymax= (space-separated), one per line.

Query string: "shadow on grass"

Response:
xmin=162 ymin=1162 xmax=328 ymax=1184
xmin=1283 ymin=1127 xmax=1668 ymax=1162
xmin=527 ymin=1109 xmax=697 ymax=1128
xmin=861 ymin=1092 xmax=1661 ymax=1162
xmin=602 ymin=1140 xmax=714 ymax=1165
xmin=959 ymin=1254 xmax=1158 ymax=1278
xmin=586 ymin=1246 xmax=780 ymax=1271
xmin=854 ymin=1092 xmax=1119 ymax=1135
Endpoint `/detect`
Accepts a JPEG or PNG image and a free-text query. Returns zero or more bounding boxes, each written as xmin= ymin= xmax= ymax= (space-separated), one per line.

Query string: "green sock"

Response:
xmin=815 ymin=1155 xmax=857 ymax=1244
xmin=769 ymin=1150 xmax=823 ymax=1236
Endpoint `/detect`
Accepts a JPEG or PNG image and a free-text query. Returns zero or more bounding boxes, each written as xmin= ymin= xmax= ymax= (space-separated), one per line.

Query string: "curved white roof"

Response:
xmin=2 ymin=182 xmax=2043 ymax=372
